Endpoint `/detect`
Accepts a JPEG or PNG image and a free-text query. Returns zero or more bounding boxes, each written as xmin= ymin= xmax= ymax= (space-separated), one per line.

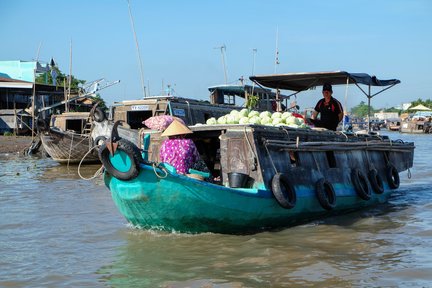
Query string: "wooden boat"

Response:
xmin=386 ymin=119 xmax=401 ymax=131
xmin=100 ymin=71 xmax=415 ymax=234
xmin=108 ymin=84 xmax=284 ymax=129
xmin=97 ymin=86 xmax=287 ymax=151
xmin=33 ymin=79 xmax=120 ymax=162
xmin=400 ymin=120 xmax=432 ymax=133
xmin=39 ymin=109 xmax=107 ymax=164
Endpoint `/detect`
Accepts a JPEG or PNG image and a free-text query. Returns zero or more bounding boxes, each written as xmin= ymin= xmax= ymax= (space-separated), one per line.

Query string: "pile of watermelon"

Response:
xmin=205 ymin=109 xmax=310 ymax=129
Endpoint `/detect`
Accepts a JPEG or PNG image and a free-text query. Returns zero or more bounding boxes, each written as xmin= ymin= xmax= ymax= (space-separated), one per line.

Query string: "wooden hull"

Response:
xmin=400 ymin=121 xmax=431 ymax=134
xmin=40 ymin=128 xmax=99 ymax=164
xmin=102 ymin=125 xmax=415 ymax=234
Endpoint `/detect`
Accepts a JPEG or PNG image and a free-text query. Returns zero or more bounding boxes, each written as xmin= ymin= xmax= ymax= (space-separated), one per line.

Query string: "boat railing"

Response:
xmin=263 ymin=139 xmax=413 ymax=153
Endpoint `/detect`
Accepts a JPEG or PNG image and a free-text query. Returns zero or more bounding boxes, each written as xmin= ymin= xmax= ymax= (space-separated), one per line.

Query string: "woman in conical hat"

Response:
xmin=159 ymin=120 xmax=200 ymax=174
xmin=161 ymin=119 xmax=192 ymax=137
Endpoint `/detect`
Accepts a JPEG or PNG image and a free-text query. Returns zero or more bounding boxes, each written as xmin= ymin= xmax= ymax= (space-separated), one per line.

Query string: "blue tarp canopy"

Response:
xmin=249 ymin=71 xmax=400 ymax=92
xmin=208 ymin=84 xmax=272 ymax=98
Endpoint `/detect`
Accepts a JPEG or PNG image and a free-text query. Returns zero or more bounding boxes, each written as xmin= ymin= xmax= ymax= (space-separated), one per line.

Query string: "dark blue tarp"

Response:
xmin=249 ymin=71 xmax=400 ymax=92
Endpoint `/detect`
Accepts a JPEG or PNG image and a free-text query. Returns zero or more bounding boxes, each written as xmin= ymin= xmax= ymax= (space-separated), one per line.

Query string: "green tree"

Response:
xmin=92 ymin=94 xmax=107 ymax=110
xmin=35 ymin=66 xmax=85 ymax=89
xmin=408 ymin=98 xmax=432 ymax=110
xmin=350 ymin=101 xmax=377 ymax=118
xmin=383 ymin=107 xmax=401 ymax=114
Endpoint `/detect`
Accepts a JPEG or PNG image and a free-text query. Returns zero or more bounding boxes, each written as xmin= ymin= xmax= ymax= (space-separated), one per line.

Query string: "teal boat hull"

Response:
xmin=104 ymin=163 xmax=392 ymax=234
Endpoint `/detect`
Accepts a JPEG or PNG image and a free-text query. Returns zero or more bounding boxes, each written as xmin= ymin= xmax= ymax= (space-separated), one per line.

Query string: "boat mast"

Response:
xmin=251 ymin=48 xmax=257 ymax=75
xmin=274 ymin=26 xmax=280 ymax=73
xmin=67 ymin=39 xmax=72 ymax=112
xmin=368 ymin=84 xmax=371 ymax=132
xmin=31 ymin=42 xmax=43 ymax=141
xmin=215 ymin=44 xmax=228 ymax=84
xmin=127 ymin=0 xmax=146 ymax=98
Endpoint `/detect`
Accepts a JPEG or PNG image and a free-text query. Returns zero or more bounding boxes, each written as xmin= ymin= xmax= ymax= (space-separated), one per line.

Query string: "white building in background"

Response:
xmin=394 ymin=103 xmax=412 ymax=111
xmin=374 ymin=111 xmax=399 ymax=120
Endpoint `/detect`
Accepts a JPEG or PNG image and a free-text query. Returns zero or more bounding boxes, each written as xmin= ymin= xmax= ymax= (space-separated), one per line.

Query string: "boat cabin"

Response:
xmin=50 ymin=112 xmax=91 ymax=134
xmin=110 ymin=95 xmax=245 ymax=129
xmin=208 ymin=83 xmax=294 ymax=111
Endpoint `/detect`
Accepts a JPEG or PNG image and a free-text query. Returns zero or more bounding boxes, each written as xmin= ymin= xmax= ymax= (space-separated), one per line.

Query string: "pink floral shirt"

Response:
xmin=159 ymin=138 xmax=200 ymax=174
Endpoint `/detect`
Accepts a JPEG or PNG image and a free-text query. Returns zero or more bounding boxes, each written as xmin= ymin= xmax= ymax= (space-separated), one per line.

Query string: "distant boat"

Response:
xmin=99 ymin=71 xmax=415 ymax=234
xmin=400 ymin=120 xmax=432 ymax=134
xmin=39 ymin=108 xmax=108 ymax=164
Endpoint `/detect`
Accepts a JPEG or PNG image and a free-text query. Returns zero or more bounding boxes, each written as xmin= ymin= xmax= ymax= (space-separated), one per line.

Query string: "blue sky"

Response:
xmin=1 ymin=0 xmax=431 ymax=111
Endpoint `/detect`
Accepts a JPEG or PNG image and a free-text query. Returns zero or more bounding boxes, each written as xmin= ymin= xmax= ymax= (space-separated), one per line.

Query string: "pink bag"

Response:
xmin=143 ymin=115 xmax=185 ymax=131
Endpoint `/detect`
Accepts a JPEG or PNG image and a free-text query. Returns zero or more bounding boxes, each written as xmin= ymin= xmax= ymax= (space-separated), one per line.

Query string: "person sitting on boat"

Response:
xmin=310 ymin=83 xmax=344 ymax=131
xmin=159 ymin=120 xmax=203 ymax=175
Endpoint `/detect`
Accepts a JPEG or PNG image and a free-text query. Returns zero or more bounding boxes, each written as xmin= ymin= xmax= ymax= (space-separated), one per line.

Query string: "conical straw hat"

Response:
xmin=161 ymin=119 xmax=193 ymax=137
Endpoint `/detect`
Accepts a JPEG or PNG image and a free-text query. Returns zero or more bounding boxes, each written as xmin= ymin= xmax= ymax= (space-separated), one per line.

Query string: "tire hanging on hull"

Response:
xmin=99 ymin=138 xmax=142 ymax=181
xmin=271 ymin=173 xmax=297 ymax=209
xmin=368 ymin=169 xmax=384 ymax=194
xmin=315 ymin=178 xmax=336 ymax=210
xmin=386 ymin=163 xmax=400 ymax=189
xmin=351 ymin=169 xmax=371 ymax=200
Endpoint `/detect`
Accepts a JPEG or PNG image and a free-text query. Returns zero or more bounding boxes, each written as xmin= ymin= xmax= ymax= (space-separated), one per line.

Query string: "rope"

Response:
xmin=77 ymin=145 xmax=104 ymax=180
xmin=263 ymin=141 xmax=278 ymax=174
xmin=67 ymin=133 xmax=74 ymax=168
xmin=243 ymin=126 xmax=258 ymax=170
xmin=152 ymin=162 xmax=168 ymax=178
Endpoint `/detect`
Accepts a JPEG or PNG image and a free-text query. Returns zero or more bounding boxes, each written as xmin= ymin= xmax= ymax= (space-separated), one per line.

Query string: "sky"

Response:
xmin=1 ymin=0 xmax=431 ymax=111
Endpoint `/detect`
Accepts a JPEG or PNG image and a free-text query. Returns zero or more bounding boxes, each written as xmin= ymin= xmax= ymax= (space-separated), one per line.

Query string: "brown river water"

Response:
xmin=0 ymin=132 xmax=431 ymax=287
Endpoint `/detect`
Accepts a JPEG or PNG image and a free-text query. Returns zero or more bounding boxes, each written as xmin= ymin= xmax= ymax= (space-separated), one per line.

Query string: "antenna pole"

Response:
xmin=214 ymin=45 xmax=228 ymax=84
xmin=274 ymin=26 xmax=280 ymax=73
xmin=252 ymin=48 xmax=257 ymax=75
xmin=67 ymin=39 xmax=72 ymax=112
xmin=221 ymin=45 xmax=228 ymax=84
xmin=127 ymin=0 xmax=146 ymax=98
xmin=35 ymin=42 xmax=42 ymax=61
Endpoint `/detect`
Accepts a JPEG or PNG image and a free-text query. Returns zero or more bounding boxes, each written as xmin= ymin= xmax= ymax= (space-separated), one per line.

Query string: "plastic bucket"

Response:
xmin=228 ymin=172 xmax=249 ymax=188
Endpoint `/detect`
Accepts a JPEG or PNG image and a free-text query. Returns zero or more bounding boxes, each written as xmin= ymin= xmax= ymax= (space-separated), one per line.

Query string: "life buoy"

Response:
xmin=315 ymin=178 xmax=336 ymax=210
xmin=98 ymin=138 xmax=142 ymax=180
xmin=351 ymin=169 xmax=371 ymax=200
xmin=368 ymin=169 xmax=384 ymax=194
xmin=386 ymin=163 xmax=400 ymax=189
xmin=93 ymin=135 xmax=107 ymax=147
xmin=271 ymin=173 xmax=296 ymax=209
xmin=92 ymin=107 xmax=106 ymax=122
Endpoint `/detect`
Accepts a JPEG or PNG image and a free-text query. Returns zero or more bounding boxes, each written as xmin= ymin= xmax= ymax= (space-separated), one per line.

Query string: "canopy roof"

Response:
xmin=249 ymin=71 xmax=400 ymax=92
xmin=409 ymin=104 xmax=431 ymax=111
xmin=208 ymin=84 xmax=271 ymax=97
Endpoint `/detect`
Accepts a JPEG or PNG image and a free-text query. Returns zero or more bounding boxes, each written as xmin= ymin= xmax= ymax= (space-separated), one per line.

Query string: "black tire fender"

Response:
xmin=98 ymin=138 xmax=142 ymax=181
xmin=386 ymin=163 xmax=400 ymax=189
xmin=93 ymin=135 xmax=107 ymax=147
xmin=271 ymin=173 xmax=297 ymax=209
xmin=368 ymin=169 xmax=384 ymax=194
xmin=92 ymin=107 xmax=106 ymax=122
xmin=351 ymin=169 xmax=371 ymax=200
xmin=315 ymin=178 xmax=336 ymax=210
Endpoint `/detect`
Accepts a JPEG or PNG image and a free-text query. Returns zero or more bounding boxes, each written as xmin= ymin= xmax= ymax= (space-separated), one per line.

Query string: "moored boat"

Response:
xmin=100 ymin=71 xmax=415 ymax=234
xmin=39 ymin=108 xmax=107 ymax=164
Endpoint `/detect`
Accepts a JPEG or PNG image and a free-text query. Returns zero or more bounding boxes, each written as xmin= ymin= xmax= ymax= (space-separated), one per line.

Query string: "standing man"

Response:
xmin=311 ymin=83 xmax=344 ymax=131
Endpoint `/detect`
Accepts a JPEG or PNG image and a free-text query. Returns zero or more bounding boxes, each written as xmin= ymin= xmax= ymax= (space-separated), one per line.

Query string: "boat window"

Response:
xmin=127 ymin=110 xmax=153 ymax=129
xmin=65 ymin=119 xmax=85 ymax=133
xmin=326 ymin=151 xmax=337 ymax=168
xmin=289 ymin=151 xmax=298 ymax=166
xmin=193 ymin=134 xmax=222 ymax=184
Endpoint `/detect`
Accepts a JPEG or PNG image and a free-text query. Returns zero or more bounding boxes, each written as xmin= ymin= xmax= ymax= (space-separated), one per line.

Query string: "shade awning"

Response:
xmin=249 ymin=71 xmax=400 ymax=92
xmin=409 ymin=104 xmax=431 ymax=111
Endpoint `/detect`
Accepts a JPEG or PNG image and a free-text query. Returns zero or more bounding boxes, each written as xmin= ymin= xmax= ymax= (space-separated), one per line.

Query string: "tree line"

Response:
xmin=350 ymin=99 xmax=432 ymax=118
